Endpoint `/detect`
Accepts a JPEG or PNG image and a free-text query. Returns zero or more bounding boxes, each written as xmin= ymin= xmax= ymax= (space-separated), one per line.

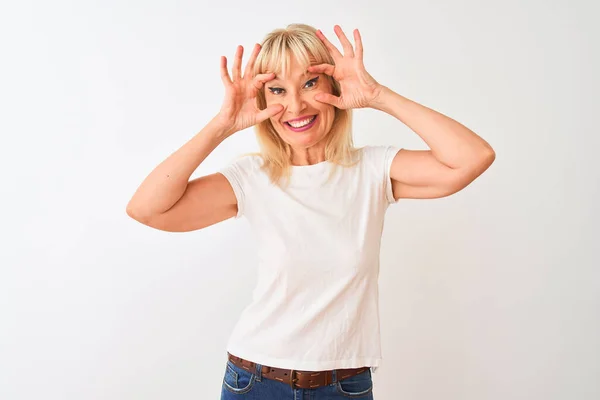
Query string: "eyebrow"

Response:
xmin=272 ymin=71 xmax=312 ymax=81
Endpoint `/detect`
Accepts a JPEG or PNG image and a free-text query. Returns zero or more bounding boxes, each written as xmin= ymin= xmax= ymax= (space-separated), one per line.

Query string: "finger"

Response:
xmin=307 ymin=63 xmax=335 ymax=76
xmin=252 ymin=72 xmax=276 ymax=90
xmin=315 ymin=29 xmax=343 ymax=60
xmin=232 ymin=45 xmax=243 ymax=81
xmin=220 ymin=56 xmax=232 ymax=86
xmin=353 ymin=29 xmax=363 ymax=61
xmin=244 ymin=43 xmax=261 ymax=78
xmin=315 ymin=93 xmax=342 ymax=108
xmin=256 ymin=103 xmax=284 ymax=122
xmin=334 ymin=25 xmax=354 ymax=58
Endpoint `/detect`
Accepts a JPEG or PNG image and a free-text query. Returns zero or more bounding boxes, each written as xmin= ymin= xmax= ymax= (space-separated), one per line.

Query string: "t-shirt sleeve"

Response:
xmin=367 ymin=145 xmax=402 ymax=205
xmin=383 ymin=145 xmax=402 ymax=204
xmin=218 ymin=155 xmax=256 ymax=219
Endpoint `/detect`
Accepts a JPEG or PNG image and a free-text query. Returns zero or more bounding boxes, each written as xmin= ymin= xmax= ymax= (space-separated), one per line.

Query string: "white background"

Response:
xmin=1 ymin=0 xmax=598 ymax=399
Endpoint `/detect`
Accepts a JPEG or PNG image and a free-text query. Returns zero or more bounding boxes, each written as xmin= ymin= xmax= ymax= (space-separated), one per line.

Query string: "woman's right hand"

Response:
xmin=215 ymin=44 xmax=283 ymax=136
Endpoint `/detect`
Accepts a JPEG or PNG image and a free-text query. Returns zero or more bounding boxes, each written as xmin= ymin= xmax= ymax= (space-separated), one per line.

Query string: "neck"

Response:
xmin=290 ymin=144 xmax=326 ymax=166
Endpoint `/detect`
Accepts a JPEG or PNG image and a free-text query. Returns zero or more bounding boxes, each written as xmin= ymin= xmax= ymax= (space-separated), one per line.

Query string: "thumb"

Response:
xmin=256 ymin=103 xmax=283 ymax=123
xmin=315 ymin=93 xmax=342 ymax=108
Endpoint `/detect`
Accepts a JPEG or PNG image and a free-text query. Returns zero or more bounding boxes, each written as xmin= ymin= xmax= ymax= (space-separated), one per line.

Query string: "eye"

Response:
xmin=268 ymin=87 xmax=284 ymax=95
xmin=304 ymin=77 xmax=319 ymax=88
xmin=267 ymin=77 xmax=319 ymax=96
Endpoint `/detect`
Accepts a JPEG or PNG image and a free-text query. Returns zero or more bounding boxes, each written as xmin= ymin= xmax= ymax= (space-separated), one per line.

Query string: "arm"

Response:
xmin=308 ymin=26 xmax=495 ymax=200
xmin=125 ymin=43 xmax=283 ymax=232
xmin=370 ymin=86 xmax=496 ymax=200
xmin=125 ymin=117 xmax=238 ymax=231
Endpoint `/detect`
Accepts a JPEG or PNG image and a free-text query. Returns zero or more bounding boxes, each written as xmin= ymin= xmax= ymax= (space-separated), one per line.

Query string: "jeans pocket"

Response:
xmin=336 ymin=368 xmax=373 ymax=398
xmin=222 ymin=360 xmax=256 ymax=394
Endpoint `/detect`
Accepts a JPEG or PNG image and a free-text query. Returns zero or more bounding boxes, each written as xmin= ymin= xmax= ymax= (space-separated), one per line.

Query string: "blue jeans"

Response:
xmin=220 ymin=357 xmax=375 ymax=399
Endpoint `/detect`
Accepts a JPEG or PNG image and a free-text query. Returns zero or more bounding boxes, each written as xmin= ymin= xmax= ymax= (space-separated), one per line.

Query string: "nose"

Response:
xmin=284 ymin=92 xmax=307 ymax=117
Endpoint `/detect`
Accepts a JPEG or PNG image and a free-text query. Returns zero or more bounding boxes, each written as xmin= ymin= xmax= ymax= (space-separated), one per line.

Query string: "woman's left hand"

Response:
xmin=309 ymin=25 xmax=384 ymax=110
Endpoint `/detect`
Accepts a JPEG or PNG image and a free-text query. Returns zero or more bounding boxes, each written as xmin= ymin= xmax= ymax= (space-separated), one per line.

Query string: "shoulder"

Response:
xmin=222 ymin=152 xmax=264 ymax=172
xmin=358 ymin=145 xmax=402 ymax=204
xmin=219 ymin=152 xmax=265 ymax=185
xmin=231 ymin=152 xmax=264 ymax=167
xmin=359 ymin=145 xmax=402 ymax=168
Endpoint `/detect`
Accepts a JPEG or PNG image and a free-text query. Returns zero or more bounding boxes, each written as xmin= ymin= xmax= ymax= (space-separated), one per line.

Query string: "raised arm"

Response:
xmin=126 ymin=43 xmax=283 ymax=231
xmin=308 ymin=25 xmax=495 ymax=200
xmin=125 ymin=118 xmax=237 ymax=231
xmin=370 ymin=87 xmax=495 ymax=200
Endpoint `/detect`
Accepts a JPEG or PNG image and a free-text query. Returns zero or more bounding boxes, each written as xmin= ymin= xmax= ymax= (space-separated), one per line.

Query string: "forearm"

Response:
xmin=370 ymin=86 xmax=495 ymax=169
xmin=126 ymin=116 xmax=231 ymax=218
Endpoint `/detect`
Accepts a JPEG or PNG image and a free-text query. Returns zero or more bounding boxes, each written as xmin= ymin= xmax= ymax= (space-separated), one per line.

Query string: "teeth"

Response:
xmin=288 ymin=116 xmax=316 ymax=128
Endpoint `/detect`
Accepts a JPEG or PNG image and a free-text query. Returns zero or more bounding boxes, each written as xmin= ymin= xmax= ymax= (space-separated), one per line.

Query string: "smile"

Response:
xmin=285 ymin=115 xmax=317 ymax=132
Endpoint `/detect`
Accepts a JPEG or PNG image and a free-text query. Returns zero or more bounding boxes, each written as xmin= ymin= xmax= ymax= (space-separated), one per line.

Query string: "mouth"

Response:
xmin=284 ymin=115 xmax=318 ymax=132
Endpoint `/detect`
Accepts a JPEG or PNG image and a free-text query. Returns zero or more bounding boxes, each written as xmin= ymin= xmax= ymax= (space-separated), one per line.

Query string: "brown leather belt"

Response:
xmin=227 ymin=352 xmax=369 ymax=389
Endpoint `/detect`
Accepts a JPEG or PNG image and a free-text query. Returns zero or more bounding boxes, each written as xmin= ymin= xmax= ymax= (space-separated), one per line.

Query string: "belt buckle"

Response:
xmin=289 ymin=369 xmax=297 ymax=387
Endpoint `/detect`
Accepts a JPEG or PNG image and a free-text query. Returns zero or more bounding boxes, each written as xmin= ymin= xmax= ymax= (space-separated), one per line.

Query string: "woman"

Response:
xmin=126 ymin=23 xmax=495 ymax=399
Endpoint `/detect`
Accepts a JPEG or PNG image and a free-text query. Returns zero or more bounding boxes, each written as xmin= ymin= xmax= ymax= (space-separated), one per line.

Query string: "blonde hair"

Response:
xmin=246 ymin=23 xmax=360 ymax=187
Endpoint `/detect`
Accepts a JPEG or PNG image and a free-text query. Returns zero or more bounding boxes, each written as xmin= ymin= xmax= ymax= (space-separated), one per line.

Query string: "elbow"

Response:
xmin=126 ymin=202 xmax=149 ymax=223
xmin=126 ymin=206 xmax=142 ymax=222
xmin=126 ymin=199 xmax=138 ymax=218
xmin=461 ymin=146 xmax=496 ymax=181
xmin=449 ymin=146 xmax=496 ymax=192
xmin=473 ymin=146 xmax=496 ymax=176
xmin=485 ymin=146 xmax=496 ymax=167
xmin=126 ymin=205 xmax=137 ymax=219
xmin=473 ymin=140 xmax=496 ymax=167
xmin=481 ymin=146 xmax=496 ymax=168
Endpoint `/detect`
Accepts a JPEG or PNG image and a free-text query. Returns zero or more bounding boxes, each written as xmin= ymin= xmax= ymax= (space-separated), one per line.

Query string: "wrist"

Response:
xmin=367 ymin=84 xmax=390 ymax=111
xmin=209 ymin=115 xmax=238 ymax=140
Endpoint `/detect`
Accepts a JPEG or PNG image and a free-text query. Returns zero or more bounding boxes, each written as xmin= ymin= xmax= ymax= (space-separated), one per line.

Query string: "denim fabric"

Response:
xmin=220 ymin=358 xmax=374 ymax=399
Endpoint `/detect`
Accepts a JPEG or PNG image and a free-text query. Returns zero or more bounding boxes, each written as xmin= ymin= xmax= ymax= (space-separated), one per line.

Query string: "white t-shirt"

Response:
xmin=219 ymin=145 xmax=401 ymax=373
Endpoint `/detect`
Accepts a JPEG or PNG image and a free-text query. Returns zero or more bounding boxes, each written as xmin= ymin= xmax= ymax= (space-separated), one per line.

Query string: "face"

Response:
xmin=264 ymin=56 xmax=336 ymax=152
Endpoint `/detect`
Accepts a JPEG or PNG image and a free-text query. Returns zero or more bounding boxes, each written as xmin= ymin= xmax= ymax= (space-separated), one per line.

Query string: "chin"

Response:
xmin=279 ymin=127 xmax=324 ymax=146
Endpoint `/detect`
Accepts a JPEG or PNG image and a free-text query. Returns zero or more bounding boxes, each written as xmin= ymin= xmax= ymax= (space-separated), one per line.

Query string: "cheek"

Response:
xmin=318 ymin=104 xmax=335 ymax=122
